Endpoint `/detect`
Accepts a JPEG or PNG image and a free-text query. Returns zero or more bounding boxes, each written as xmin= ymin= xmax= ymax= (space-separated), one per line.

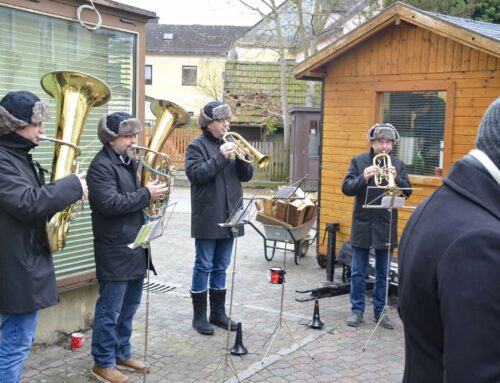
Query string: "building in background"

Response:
xmin=294 ymin=2 xmax=500 ymax=263
xmin=0 ymin=0 xmax=156 ymax=343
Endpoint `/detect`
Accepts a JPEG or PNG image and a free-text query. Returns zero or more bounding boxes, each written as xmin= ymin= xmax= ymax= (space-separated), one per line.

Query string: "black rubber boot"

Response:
xmin=191 ymin=291 xmax=214 ymax=335
xmin=209 ymin=288 xmax=237 ymax=331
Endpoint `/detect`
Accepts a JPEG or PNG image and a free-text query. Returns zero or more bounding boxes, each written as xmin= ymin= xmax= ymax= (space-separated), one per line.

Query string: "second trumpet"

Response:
xmin=222 ymin=131 xmax=270 ymax=168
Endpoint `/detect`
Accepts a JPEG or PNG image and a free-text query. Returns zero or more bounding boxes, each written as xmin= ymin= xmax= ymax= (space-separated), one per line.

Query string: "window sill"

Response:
xmin=57 ymin=270 xmax=97 ymax=293
xmin=408 ymin=174 xmax=443 ymax=187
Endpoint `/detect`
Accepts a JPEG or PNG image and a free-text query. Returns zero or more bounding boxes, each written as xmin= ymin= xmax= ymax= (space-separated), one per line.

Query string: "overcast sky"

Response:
xmin=117 ymin=0 xmax=282 ymax=26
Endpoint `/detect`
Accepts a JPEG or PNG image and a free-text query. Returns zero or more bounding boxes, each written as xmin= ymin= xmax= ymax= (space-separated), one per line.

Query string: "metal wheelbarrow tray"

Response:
xmin=248 ymin=212 xmax=317 ymax=265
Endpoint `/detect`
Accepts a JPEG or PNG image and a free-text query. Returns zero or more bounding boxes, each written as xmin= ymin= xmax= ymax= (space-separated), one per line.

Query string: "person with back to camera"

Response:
xmin=87 ymin=112 xmax=169 ymax=383
xmin=0 ymin=90 xmax=87 ymax=382
xmin=398 ymin=98 xmax=500 ymax=383
xmin=185 ymin=101 xmax=253 ymax=335
xmin=342 ymin=123 xmax=412 ymax=329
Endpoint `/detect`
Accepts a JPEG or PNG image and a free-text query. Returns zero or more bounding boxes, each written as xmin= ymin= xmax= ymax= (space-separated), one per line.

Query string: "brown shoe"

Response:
xmin=91 ymin=365 xmax=129 ymax=383
xmin=116 ymin=358 xmax=150 ymax=373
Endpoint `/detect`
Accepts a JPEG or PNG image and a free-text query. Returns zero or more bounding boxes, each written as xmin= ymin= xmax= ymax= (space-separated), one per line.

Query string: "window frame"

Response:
xmin=182 ymin=65 xmax=197 ymax=86
xmin=145 ymin=64 xmax=152 ymax=85
xmin=370 ymin=80 xmax=456 ymax=182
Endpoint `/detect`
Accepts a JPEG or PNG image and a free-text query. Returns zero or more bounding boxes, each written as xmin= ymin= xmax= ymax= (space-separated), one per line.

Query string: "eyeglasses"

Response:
xmin=214 ymin=119 xmax=230 ymax=124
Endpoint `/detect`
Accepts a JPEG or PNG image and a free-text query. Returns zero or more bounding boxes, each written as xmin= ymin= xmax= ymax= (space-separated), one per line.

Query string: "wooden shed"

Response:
xmin=294 ymin=2 xmax=500 ymax=259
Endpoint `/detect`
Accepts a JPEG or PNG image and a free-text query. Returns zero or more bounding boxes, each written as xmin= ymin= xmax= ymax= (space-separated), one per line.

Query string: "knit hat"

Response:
xmin=198 ymin=101 xmax=231 ymax=128
xmin=97 ymin=112 xmax=142 ymax=144
xmin=0 ymin=91 xmax=49 ymax=136
xmin=367 ymin=123 xmax=400 ymax=143
xmin=475 ymin=97 xmax=500 ymax=168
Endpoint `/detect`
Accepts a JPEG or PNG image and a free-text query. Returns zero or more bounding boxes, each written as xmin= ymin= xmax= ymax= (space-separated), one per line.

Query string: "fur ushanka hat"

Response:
xmin=475 ymin=97 xmax=500 ymax=169
xmin=0 ymin=91 xmax=49 ymax=136
xmin=97 ymin=112 xmax=142 ymax=144
xmin=198 ymin=101 xmax=232 ymax=129
xmin=367 ymin=123 xmax=400 ymax=143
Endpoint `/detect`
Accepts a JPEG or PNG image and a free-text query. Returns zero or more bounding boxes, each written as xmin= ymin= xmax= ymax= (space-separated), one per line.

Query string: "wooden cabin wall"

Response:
xmin=319 ymin=21 xmax=500 ymax=256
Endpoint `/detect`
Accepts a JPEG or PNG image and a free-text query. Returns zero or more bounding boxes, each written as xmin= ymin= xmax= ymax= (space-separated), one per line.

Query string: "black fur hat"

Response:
xmin=367 ymin=123 xmax=400 ymax=143
xmin=0 ymin=91 xmax=49 ymax=136
xmin=97 ymin=112 xmax=142 ymax=144
xmin=198 ymin=101 xmax=232 ymax=128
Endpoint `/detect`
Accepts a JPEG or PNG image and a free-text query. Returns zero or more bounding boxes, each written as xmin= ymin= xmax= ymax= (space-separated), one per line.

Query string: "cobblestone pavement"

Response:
xmin=23 ymin=187 xmax=404 ymax=383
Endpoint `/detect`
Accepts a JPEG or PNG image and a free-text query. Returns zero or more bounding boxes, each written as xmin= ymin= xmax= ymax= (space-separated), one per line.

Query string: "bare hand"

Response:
xmin=146 ymin=179 xmax=169 ymax=200
xmin=77 ymin=171 xmax=88 ymax=201
xmin=363 ymin=165 xmax=378 ymax=181
xmin=220 ymin=142 xmax=237 ymax=159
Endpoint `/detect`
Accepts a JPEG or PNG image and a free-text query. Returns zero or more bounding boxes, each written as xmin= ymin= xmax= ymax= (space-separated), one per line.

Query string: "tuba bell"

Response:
xmin=40 ymin=70 xmax=111 ymax=252
xmin=222 ymin=131 xmax=270 ymax=168
xmin=134 ymin=98 xmax=190 ymax=222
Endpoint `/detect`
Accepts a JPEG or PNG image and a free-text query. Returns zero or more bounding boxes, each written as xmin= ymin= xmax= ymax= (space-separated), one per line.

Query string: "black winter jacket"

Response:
xmin=87 ymin=145 xmax=152 ymax=281
xmin=0 ymin=133 xmax=83 ymax=314
xmin=185 ymin=130 xmax=253 ymax=239
xmin=398 ymin=157 xmax=500 ymax=383
xmin=342 ymin=149 xmax=412 ymax=249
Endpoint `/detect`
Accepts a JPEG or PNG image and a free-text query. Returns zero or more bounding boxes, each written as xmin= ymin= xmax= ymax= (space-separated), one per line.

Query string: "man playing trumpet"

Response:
xmin=342 ymin=123 xmax=411 ymax=329
xmin=185 ymin=102 xmax=253 ymax=335
xmin=87 ymin=112 xmax=169 ymax=383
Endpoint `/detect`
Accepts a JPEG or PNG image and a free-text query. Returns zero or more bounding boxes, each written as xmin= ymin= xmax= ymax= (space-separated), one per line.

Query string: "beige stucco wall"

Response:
xmin=36 ymin=285 xmax=99 ymax=344
xmin=145 ymin=54 xmax=226 ymax=121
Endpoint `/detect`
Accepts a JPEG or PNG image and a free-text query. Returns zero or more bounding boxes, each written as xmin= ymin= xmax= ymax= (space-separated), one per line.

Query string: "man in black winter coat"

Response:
xmin=342 ymin=123 xmax=411 ymax=329
xmin=87 ymin=112 xmax=168 ymax=383
xmin=185 ymin=102 xmax=253 ymax=335
xmin=0 ymin=91 xmax=87 ymax=382
xmin=398 ymin=98 xmax=500 ymax=383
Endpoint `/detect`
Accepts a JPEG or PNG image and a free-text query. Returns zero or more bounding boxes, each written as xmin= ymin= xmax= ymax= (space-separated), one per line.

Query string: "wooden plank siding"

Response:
xmin=318 ymin=21 xmax=500 ymax=256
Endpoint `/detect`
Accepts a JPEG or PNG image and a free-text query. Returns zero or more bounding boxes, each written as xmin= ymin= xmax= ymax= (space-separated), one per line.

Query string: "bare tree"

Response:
xmin=197 ymin=59 xmax=224 ymax=101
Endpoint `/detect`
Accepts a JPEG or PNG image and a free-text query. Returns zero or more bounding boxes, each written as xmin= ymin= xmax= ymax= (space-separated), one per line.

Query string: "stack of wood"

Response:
xmin=255 ymin=189 xmax=318 ymax=228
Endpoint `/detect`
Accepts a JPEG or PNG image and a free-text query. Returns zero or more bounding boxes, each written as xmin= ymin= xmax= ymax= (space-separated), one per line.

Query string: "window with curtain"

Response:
xmin=182 ymin=65 xmax=197 ymax=86
xmin=0 ymin=5 xmax=137 ymax=277
xmin=379 ymin=91 xmax=446 ymax=176
xmin=145 ymin=64 xmax=152 ymax=85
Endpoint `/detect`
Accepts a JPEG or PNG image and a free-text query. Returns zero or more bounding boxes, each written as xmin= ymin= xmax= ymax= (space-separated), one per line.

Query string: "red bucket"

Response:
xmin=268 ymin=267 xmax=285 ymax=284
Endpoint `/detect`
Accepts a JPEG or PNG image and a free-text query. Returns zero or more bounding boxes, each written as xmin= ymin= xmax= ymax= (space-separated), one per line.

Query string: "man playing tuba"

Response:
xmin=87 ymin=112 xmax=169 ymax=383
xmin=185 ymin=102 xmax=254 ymax=335
xmin=0 ymin=91 xmax=88 ymax=381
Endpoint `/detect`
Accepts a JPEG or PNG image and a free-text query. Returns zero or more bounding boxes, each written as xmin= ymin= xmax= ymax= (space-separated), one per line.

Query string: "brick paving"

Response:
xmin=23 ymin=187 xmax=404 ymax=382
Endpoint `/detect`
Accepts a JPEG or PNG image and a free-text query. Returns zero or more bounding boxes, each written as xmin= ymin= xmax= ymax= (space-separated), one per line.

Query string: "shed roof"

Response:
xmin=294 ymin=1 xmax=500 ymax=79
xmin=224 ymin=61 xmax=320 ymax=125
xmin=146 ymin=24 xmax=249 ymax=55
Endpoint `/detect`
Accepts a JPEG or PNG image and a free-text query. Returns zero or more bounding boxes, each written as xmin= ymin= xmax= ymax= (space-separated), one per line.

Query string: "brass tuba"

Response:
xmin=134 ymin=98 xmax=190 ymax=222
xmin=40 ymin=70 xmax=111 ymax=252
xmin=373 ymin=151 xmax=396 ymax=190
xmin=222 ymin=131 xmax=270 ymax=168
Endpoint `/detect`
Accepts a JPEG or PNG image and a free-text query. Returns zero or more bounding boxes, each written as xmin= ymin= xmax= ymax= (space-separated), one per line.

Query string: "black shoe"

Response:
xmin=209 ymin=288 xmax=237 ymax=331
xmin=191 ymin=291 xmax=214 ymax=335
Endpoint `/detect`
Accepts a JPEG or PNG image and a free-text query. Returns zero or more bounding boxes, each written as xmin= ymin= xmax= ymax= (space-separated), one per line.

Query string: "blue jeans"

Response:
xmin=0 ymin=311 xmax=39 ymax=383
xmin=91 ymin=279 xmax=143 ymax=367
xmin=191 ymin=238 xmax=234 ymax=292
xmin=350 ymin=246 xmax=390 ymax=317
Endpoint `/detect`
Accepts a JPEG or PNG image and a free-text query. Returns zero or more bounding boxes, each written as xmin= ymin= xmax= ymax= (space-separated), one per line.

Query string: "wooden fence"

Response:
xmin=155 ymin=128 xmax=287 ymax=181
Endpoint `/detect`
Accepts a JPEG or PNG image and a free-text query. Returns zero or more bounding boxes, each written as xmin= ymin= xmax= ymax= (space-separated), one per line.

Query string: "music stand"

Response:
xmin=209 ymin=197 xmax=254 ymax=383
xmin=258 ymin=179 xmax=314 ymax=362
xmin=129 ymin=202 xmax=177 ymax=383
xmin=361 ymin=185 xmax=413 ymax=352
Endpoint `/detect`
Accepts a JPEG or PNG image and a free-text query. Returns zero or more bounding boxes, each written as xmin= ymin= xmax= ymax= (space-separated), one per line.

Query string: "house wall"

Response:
xmin=319 ymin=21 xmax=500 ymax=255
xmin=145 ymin=54 xmax=226 ymax=120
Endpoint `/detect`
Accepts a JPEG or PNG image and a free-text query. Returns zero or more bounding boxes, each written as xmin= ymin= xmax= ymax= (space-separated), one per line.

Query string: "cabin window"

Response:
xmin=182 ymin=65 xmax=197 ymax=86
xmin=379 ymin=91 xmax=446 ymax=177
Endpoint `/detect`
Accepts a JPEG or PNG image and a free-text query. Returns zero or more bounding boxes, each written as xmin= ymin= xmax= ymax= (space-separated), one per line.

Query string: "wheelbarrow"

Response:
xmin=248 ymin=212 xmax=317 ymax=265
